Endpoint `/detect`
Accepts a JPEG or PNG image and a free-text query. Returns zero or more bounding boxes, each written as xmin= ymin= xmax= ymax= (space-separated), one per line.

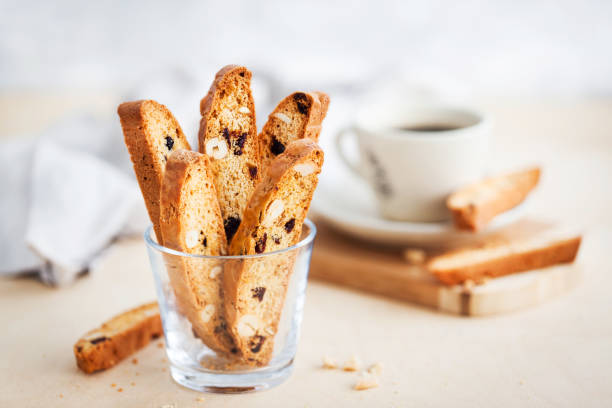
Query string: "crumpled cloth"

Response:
xmin=0 ymin=115 xmax=148 ymax=285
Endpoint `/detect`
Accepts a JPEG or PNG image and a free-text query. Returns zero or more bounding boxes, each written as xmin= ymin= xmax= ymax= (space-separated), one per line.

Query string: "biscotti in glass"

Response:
xmin=145 ymin=220 xmax=316 ymax=393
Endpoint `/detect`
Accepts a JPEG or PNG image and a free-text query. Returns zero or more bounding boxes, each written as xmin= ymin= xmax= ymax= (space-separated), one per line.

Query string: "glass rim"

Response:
xmin=144 ymin=218 xmax=317 ymax=259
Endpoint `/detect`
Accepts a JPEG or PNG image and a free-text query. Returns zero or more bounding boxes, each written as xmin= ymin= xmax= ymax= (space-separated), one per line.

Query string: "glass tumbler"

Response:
xmin=144 ymin=219 xmax=316 ymax=393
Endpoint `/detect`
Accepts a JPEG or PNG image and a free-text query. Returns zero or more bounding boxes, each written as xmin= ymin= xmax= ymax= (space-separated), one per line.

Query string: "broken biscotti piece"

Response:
xmin=198 ymin=65 xmax=261 ymax=244
xmin=159 ymin=150 xmax=236 ymax=354
xmin=225 ymin=139 xmax=324 ymax=366
xmin=447 ymin=167 xmax=541 ymax=231
xmin=118 ymin=100 xmax=191 ymax=241
xmin=427 ymin=232 xmax=581 ymax=285
xmin=74 ymin=302 xmax=162 ymax=373
xmin=259 ymin=91 xmax=329 ymax=174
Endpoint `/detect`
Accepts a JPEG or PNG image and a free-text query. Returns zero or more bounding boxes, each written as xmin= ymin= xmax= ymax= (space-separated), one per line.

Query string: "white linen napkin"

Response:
xmin=25 ymin=141 xmax=142 ymax=286
xmin=0 ymin=114 xmax=148 ymax=285
xmin=0 ymin=68 xmax=214 ymax=286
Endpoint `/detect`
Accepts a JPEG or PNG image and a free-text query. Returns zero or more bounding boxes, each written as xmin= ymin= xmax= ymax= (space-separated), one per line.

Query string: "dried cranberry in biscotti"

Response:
xmin=255 ymin=233 xmax=267 ymax=253
xmin=270 ymin=137 xmax=285 ymax=155
xmin=293 ymin=93 xmax=310 ymax=114
xmin=251 ymin=287 xmax=266 ymax=301
xmin=248 ymin=165 xmax=258 ymax=180
xmin=284 ymin=218 xmax=295 ymax=233
xmin=165 ymin=136 xmax=174 ymax=150
xmin=224 ymin=216 xmax=241 ymax=242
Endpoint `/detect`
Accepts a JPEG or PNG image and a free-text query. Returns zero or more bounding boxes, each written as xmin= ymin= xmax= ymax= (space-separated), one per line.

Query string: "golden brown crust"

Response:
xmin=427 ymin=235 xmax=581 ymax=285
xmin=198 ymin=65 xmax=261 ymax=244
xmin=259 ymin=91 xmax=329 ymax=174
xmin=118 ymin=100 xmax=191 ymax=241
xmin=159 ymin=150 xmax=235 ymax=354
xmin=224 ymin=139 xmax=324 ymax=366
xmin=74 ymin=302 xmax=162 ymax=374
xmin=447 ymin=167 xmax=541 ymax=231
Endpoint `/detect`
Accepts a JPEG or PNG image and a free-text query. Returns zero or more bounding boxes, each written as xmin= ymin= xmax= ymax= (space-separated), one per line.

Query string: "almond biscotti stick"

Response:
xmin=225 ymin=139 xmax=324 ymax=365
xmin=447 ymin=167 xmax=541 ymax=231
xmin=74 ymin=302 xmax=162 ymax=373
xmin=118 ymin=100 xmax=191 ymax=241
xmin=198 ymin=65 xmax=261 ymax=244
xmin=427 ymin=232 xmax=581 ymax=286
xmin=160 ymin=150 xmax=236 ymax=354
xmin=259 ymin=91 xmax=329 ymax=174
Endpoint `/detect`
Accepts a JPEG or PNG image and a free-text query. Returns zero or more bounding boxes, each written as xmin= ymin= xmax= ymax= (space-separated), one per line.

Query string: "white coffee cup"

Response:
xmin=335 ymin=104 xmax=490 ymax=222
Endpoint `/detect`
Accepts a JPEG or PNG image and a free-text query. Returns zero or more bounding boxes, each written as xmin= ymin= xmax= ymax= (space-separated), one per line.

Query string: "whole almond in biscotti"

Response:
xmin=118 ymin=100 xmax=191 ymax=242
xmin=224 ymin=139 xmax=324 ymax=366
xmin=447 ymin=167 xmax=541 ymax=231
xmin=160 ymin=150 xmax=236 ymax=354
xmin=259 ymin=91 xmax=329 ymax=174
xmin=198 ymin=65 xmax=261 ymax=244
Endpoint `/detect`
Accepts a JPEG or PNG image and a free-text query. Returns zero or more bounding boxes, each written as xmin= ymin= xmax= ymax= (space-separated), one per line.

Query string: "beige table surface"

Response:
xmin=1 ymin=92 xmax=611 ymax=407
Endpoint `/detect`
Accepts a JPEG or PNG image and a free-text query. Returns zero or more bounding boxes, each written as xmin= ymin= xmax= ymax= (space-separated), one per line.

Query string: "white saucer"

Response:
xmin=311 ymin=172 xmax=529 ymax=247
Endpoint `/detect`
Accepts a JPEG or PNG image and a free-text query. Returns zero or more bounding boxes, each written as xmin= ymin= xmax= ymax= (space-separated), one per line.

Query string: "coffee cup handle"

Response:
xmin=335 ymin=127 xmax=364 ymax=178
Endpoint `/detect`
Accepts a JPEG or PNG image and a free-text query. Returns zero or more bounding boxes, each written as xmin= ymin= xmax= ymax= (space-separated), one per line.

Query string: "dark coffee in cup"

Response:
xmin=397 ymin=123 xmax=462 ymax=132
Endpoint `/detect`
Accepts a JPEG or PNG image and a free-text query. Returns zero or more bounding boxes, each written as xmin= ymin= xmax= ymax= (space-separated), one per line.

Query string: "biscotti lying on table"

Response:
xmin=427 ymin=231 xmax=581 ymax=286
xmin=74 ymin=302 xmax=162 ymax=373
xmin=447 ymin=167 xmax=541 ymax=231
xmin=115 ymin=64 xmax=328 ymax=367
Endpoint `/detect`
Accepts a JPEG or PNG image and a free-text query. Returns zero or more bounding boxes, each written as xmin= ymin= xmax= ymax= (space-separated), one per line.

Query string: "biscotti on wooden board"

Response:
xmin=159 ymin=150 xmax=235 ymax=354
xmin=259 ymin=91 xmax=329 ymax=174
xmin=118 ymin=100 xmax=191 ymax=241
xmin=225 ymin=139 xmax=324 ymax=365
xmin=74 ymin=302 xmax=162 ymax=374
xmin=198 ymin=65 xmax=261 ymax=244
xmin=447 ymin=167 xmax=541 ymax=231
xmin=427 ymin=232 xmax=581 ymax=285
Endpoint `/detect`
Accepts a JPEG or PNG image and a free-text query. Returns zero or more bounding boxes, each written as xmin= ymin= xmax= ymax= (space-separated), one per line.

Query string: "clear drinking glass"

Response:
xmin=144 ymin=219 xmax=316 ymax=393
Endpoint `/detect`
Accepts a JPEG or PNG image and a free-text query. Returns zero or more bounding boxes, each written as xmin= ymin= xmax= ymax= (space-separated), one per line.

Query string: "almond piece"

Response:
xmin=200 ymin=304 xmax=215 ymax=323
xmin=237 ymin=315 xmax=259 ymax=337
xmin=184 ymin=230 xmax=200 ymax=249
xmin=209 ymin=265 xmax=222 ymax=279
xmin=205 ymin=137 xmax=228 ymax=160
xmin=263 ymin=199 xmax=284 ymax=226
xmin=273 ymin=112 xmax=291 ymax=124
xmin=294 ymin=162 xmax=316 ymax=176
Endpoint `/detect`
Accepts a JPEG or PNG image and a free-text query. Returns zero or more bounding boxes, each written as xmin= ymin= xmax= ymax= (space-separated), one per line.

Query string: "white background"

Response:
xmin=1 ymin=0 xmax=611 ymax=96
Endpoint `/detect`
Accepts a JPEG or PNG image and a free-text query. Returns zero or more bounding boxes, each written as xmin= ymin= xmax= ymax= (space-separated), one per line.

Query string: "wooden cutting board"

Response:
xmin=309 ymin=219 xmax=582 ymax=316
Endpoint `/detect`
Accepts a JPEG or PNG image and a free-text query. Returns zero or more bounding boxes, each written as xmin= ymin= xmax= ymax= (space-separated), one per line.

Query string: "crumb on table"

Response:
xmin=403 ymin=248 xmax=426 ymax=265
xmin=367 ymin=362 xmax=383 ymax=375
xmin=354 ymin=375 xmax=379 ymax=391
xmin=322 ymin=355 xmax=337 ymax=369
xmin=343 ymin=355 xmax=362 ymax=372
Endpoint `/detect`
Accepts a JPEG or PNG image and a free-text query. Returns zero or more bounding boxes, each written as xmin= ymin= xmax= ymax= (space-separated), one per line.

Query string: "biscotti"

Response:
xmin=259 ymin=91 xmax=329 ymax=174
xmin=118 ymin=100 xmax=191 ymax=241
xmin=225 ymin=139 xmax=324 ymax=365
xmin=160 ymin=150 xmax=236 ymax=354
xmin=198 ymin=65 xmax=261 ymax=243
xmin=447 ymin=167 xmax=541 ymax=231
xmin=74 ymin=302 xmax=162 ymax=374
xmin=427 ymin=233 xmax=581 ymax=285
